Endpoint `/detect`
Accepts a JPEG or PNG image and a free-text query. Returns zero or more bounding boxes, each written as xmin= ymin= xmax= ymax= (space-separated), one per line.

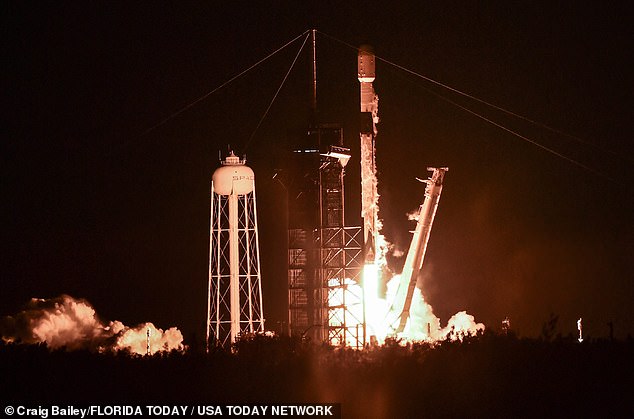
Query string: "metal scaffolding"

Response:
xmin=324 ymin=227 xmax=363 ymax=348
xmin=286 ymin=32 xmax=365 ymax=347
xmin=286 ymin=124 xmax=364 ymax=346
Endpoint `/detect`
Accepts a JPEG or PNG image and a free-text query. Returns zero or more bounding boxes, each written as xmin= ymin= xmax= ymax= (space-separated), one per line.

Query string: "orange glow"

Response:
xmin=328 ymin=278 xmax=363 ymax=347
xmin=363 ymin=263 xmax=388 ymax=344
xmin=2 ymin=295 xmax=185 ymax=355
xmin=114 ymin=322 xmax=184 ymax=355
xmin=340 ymin=229 xmax=486 ymax=346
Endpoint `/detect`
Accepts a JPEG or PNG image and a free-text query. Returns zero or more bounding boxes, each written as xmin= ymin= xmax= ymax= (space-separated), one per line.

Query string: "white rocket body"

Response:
xmin=358 ymin=46 xmax=380 ymax=264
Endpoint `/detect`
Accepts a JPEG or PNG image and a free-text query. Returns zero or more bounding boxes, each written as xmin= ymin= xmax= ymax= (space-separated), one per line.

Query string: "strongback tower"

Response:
xmin=387 ymin=167 xmax=448 ymax=335
xmin=207 ymin=152 xmax=265 ymax=349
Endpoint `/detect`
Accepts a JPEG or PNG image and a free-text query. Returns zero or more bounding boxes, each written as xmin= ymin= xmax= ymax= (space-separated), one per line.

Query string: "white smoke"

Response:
xmin=1 ymin=295 xmax=185 ymax=355
xmin=406 ymin=209 xmax=420 ymax=221
xmin=441 ymin=311 xmax=485 ymax=341
xmin=370 ymin=274 xmax=484 ymax=344
xmin=363 ymin=205 xmax=485 ymax=343
xmin=115 ymin=322 xmax=185 ymax=355
xmin=391 ymin=248 xmax=405 ymax=258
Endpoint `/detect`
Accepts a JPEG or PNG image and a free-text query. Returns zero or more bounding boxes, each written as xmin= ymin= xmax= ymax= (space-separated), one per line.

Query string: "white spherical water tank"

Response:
xmin=212 ymin=153 xmax=254 ymax=196
xmin=207 ymin=151 xmax=264 ymax=348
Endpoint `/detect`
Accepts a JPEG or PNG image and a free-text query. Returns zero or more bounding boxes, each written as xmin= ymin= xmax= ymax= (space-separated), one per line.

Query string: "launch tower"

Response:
xmin=287 ymin=31 xmax=364 ymax=347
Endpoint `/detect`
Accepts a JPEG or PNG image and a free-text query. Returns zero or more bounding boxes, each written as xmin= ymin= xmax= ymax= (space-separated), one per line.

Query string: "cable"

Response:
xmin=242 ymin=33 xmax=310 ymax=153
xmin=442 ymin=91 xmax=616 ymax=183
xmin=387 ymin=65 xmax=618 ymax=183
xmin=142 ymin=30 xmax=310 ymax=136
xmin=375 ymin=55 xmax=625 ymax=160
xmin=318 ymin=30 xmax=620 ymax=183
xmin=318 ymin=30 xmax=625 ymax=165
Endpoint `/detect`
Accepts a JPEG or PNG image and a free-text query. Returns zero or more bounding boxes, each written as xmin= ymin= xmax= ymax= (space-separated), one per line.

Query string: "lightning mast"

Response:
xmin=388 ymin=167 xmax=448 ymax=335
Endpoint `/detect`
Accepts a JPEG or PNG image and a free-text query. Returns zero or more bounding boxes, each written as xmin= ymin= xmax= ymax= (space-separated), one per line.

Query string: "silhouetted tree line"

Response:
xmin=1 ymin=331 xmax=633 ymax=418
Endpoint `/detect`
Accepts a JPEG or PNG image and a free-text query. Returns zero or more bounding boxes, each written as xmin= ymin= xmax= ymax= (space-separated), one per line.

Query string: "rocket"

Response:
xmin=358 ymin=45 xmax=379 ymax=264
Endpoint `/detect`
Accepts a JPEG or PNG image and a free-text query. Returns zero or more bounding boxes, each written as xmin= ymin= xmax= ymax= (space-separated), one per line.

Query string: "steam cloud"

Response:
xmin=1 ymin=295 xmax=184 ymax=355
xmin=385 ymin=275 xmax=485 ymax=342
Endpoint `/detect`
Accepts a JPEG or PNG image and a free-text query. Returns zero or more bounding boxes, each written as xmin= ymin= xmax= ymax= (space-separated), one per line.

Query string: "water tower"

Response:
xmin=206 ymin=152 xmax=265 ymax=349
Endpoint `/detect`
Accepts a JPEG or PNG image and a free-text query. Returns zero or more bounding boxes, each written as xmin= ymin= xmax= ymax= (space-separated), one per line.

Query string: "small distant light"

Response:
xmin=577 ymin=318 xmax=583 ymax=343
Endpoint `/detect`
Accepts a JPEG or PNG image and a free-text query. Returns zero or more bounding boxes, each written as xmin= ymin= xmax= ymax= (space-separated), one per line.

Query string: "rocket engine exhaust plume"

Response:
xmin=0 ymin=295 xmax=185 ymax=355
xmin=384 ymin=275 xmax=484 ymax=342
xmin=359 ymin=187 xmax=485 ymax=345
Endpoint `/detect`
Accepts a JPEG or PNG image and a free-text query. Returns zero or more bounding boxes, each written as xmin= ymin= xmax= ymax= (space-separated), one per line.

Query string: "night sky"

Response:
xmin=3 ymin=2 xmax=632 ymax=343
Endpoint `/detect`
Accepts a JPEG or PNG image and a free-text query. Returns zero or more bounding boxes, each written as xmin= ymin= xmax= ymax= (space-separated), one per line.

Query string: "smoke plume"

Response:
xmin=383 ymin=276 xmax=484 ymax=342
xmin=1 ymin=295 xmax=184 ymax=355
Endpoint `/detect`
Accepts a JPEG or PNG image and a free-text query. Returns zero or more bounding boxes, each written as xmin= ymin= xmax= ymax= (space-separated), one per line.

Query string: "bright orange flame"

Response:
xmin=363 ymin=263 xmax=388 ymax=344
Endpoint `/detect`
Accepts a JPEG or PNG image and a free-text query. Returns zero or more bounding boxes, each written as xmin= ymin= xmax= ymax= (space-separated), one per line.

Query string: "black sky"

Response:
xmin=2 ymin=2 xmax=633 ymax=342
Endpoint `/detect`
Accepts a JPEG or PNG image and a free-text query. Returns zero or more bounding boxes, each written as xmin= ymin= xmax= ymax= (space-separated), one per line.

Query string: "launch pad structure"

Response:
xmin=286 ymin=31 xmax=365 ymax=347
xmin=286 ymin=125 xmax=365 ymax=347
xmin=205 ymin=30 xmax=448 ymax=349
xmin=288 ymin=124 xmax=364 ymax=348
xmin=286 ymin=32 xmax=448 ymax=347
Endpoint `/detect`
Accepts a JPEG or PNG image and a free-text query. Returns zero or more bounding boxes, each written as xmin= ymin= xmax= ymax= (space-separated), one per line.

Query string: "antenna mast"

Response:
xmin=311 ymin=29 xmax=317 ymax=117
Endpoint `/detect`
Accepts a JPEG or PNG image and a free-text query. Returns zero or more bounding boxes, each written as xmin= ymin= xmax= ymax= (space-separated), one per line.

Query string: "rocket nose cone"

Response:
xmin=358 ymin=45 xmax=376 ymax=82
xmin=359 ymin=44 xmax=374 ymax=54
